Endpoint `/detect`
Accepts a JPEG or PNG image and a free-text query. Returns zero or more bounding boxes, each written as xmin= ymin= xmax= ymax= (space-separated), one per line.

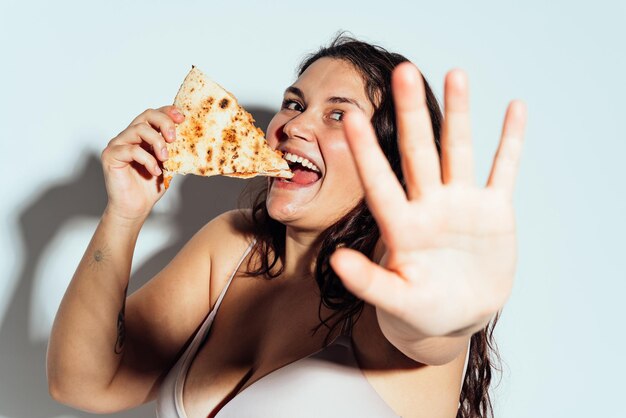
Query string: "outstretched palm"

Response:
xmin=330 ymin=63 xmax=527 ymax=339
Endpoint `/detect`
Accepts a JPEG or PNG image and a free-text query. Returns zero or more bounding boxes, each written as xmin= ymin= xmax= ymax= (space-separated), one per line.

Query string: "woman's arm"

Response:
xmin=46 ymin=209 xmax=246 ymax=413
xmin=386 ymin=335 xmax=470 ymax=367
xmin=46 ymin=210 xmax=145 ymax=410
xmin=330 ymin=64 xmax=526 ymax=365
xmin=47 ymin=106 xmax=182 ymax=411
xmin=46 ymin=105 xmax=227 ymax=413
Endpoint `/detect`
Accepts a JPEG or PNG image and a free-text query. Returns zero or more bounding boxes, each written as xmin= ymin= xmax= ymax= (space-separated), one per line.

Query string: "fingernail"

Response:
xmin=155 ymin=165 xmax=162 ymax=175
xmin=161 ymin=146 xmax=168 ymax=159
xmin=167 ymin=128 xmax=176 ymax=140
xmin=172 ymin=108 xmax=182 ymax=117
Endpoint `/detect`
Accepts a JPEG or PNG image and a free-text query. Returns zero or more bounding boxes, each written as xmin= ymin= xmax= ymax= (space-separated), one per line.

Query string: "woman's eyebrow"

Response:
xmin=284 ymin=86 xmax=305 ymax=100
xmin=327 ymin=96 xmax=363 ymax=111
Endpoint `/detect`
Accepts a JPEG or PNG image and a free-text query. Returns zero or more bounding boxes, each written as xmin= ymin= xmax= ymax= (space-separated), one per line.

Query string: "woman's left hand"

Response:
xmin=330 ymin=63 xmax=527 ymax=340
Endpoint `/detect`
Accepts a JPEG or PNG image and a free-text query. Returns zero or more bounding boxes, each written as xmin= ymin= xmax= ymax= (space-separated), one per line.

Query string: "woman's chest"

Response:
xmin=183 ymin=273 xmax=340 ymax=417
xmin=180 ymin=273 xmax=458 ymax=418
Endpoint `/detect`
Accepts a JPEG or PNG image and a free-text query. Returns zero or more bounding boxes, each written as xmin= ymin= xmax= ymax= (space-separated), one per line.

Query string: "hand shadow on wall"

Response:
xmin=0 ymin=107 xmax=273 ymax=418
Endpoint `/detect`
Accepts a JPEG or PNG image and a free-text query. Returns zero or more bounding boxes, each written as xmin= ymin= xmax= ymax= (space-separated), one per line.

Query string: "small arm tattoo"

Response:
xmin=88 ymin=245 xmax=110 ymax=271
xmin=114 ymin=285 xmax=128 ymax=354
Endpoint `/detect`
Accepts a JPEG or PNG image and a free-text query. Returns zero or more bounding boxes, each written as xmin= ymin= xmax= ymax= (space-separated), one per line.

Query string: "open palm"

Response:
xmin=330 ymin=63 xmax=527 ymax=339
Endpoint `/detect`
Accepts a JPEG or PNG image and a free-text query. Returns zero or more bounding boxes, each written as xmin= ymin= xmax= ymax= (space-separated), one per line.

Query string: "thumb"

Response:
xmin=330 ymin=248 xmax=406 ymax=317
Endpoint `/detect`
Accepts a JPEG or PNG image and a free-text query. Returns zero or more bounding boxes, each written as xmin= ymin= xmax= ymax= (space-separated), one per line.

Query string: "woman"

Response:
xmin=47 ymin=36 xmax=526 ymax=418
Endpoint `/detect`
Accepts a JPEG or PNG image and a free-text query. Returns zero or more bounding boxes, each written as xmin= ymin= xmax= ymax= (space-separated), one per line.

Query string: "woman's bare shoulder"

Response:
xmin=198 ymin=208 xmax=255 ymax=257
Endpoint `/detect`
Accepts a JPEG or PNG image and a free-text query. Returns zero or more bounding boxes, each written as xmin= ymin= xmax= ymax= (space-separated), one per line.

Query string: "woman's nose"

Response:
xmin=282 ymin=111 xmax=314 ymax=142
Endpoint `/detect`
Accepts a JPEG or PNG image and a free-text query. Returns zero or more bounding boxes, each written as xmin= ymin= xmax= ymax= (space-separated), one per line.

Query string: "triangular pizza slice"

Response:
xmin=163 ymin=66 xmax=292 ymax=188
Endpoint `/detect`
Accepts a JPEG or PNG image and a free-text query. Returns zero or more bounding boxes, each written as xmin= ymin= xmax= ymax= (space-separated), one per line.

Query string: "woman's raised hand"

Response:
xmin=331 ymin=63 xmax=527 ymax=339
xmin=101 ymin=106 xmax=184 ymax=223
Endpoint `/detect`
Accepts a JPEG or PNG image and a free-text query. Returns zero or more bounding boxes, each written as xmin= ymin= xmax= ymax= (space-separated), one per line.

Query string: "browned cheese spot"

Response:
xmin=232 ymin=110 xmax=244 ymax=124
xmin=192 ymin=118 xmax=203 ymax=138
xmin=219 ymin=97 xmax=230 ymax=109
xmin=222 ymin=127 xmax=237 ymax=143
xmin=199 ymin=167 xmax=207 ymax=175
xmin=232 ymin=151 xmax=239 ymax=160
xmin=200 ymin=96 xmax=214 ymax=113
xmin=206 ymin=148 xmax=212 ymax=162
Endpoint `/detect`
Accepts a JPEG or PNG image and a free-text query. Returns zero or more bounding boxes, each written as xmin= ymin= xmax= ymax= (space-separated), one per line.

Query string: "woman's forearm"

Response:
xmin=46 ymin=208 xmax=144 ymax=401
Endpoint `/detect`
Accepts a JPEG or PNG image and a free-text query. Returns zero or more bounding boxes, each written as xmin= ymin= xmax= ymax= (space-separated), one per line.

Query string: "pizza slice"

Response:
xmin=162 ymin=66 xmax=293 ymax=188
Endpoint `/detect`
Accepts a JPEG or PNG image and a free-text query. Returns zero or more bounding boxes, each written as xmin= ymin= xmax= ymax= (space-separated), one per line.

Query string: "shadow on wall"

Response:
xmin=0 ymin=107 xmax=274 ymax=418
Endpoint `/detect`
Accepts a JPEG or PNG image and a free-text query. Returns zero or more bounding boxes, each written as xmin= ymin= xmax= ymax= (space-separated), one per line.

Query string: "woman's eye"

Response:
xmin=282 ymin=99 xmax=303 ymax=111
xmin=329 ymin=110 xmax=344 ymax=121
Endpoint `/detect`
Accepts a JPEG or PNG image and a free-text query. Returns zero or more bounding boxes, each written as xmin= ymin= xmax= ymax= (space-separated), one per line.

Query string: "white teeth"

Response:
xmin=283 ymin=152 xmax=320 ymax=172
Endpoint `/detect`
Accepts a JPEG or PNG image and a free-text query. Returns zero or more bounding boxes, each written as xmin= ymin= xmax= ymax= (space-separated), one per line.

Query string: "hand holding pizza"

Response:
xmin=330 ymin=63 xmax=527 ymax=340
xmin=100 ymin=106 xmax=184 ymax=223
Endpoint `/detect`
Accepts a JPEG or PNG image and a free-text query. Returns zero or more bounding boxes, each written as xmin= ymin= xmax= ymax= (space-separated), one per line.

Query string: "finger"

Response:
xmin=487 ymin=100 xmax=527 ymax=197
xmin=106 ymin=144 xmax=162 ymax=177
xmin=108 ymin=123 xmax=169 ymax=162
xmin=343 ymin=110 xmax=407 ymax=234
xmin=132 ymin=123 xmax=171 ymax=161
xmin=392 ymin=62 xmax=441 ymax=199
xmin=330 ymin=248 xmax=408 ymax=318
xmin=162 ymin=105 xmax=186 ymax=124
xmin=441 ymin=69 xmax=475 ymax=185
xmin=129 ymin=107 xmax=184 ymax=142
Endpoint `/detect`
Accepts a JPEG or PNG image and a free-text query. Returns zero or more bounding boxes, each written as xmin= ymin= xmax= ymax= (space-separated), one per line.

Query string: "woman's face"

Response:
xmin=265 ymin=57 xmax=375 ymax=231
xmin=266 ymin=58 xmax=374 ymax=231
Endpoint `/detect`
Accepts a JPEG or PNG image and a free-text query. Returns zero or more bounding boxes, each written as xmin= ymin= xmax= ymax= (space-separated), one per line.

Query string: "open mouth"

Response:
xmin=279 ymin=152 xmax=322 ymax=185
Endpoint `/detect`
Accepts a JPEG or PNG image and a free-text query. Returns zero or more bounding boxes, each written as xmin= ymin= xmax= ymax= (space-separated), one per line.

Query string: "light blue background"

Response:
xmin=1 ymin=1 xmax=624 ymax=417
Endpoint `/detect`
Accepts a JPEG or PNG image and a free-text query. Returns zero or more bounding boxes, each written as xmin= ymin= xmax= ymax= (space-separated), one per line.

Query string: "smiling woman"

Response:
xmin=244 ymin=37 xmax=503 ymax=417
xmin=47 ymin=34 xmax=525 ymax=418
xmin=264 ymin=57 xmax=374 ymax=228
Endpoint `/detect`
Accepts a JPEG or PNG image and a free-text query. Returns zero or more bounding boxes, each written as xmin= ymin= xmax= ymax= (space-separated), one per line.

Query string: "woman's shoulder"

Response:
xmin=171 ymin=209 xmax=254 ymax=282
xmin=195 ymin=208 xmax=255 ymax=257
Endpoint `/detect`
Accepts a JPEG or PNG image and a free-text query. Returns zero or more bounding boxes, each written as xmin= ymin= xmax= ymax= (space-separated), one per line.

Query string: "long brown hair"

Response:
xmin=242 ymin=34 xmax=500 ymax=418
